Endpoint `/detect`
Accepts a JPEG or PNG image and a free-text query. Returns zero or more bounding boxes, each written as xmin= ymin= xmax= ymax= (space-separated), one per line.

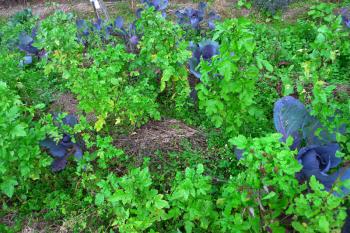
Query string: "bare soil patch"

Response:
xmin=115 ymin=119 xmax=207 ymax=158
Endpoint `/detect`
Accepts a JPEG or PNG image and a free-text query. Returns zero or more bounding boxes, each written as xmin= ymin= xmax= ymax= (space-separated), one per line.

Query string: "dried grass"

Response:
xmin=115 ymin=119 xmax=207 ymax=158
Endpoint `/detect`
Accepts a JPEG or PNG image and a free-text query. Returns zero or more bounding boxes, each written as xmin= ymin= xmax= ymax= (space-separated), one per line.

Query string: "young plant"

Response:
xmin=286 ymin=176 xmax=347 ymax=233
xmin=0 ymin=81 xmax=50 ymax=198
xmin=188 ymin=40 xmax=219 ymax=79
xmin=197 ymin=18 xmax=264 ymax=137
xmin=167 ymin=164 xmax=218 ymax=232
xmin=135 ymin=8 xmax=192 ymax=111
xmin=175 ymin=2 xmax=220 ymax=32
xmin=95 ymin=168 xmax=169 ymax=233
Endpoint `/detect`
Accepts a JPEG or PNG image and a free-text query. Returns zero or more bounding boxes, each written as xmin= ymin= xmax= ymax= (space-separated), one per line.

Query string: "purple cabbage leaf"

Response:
xmin=189 ymin=40 xmax=219 ymax=79
xmin=273 ymin=96 xmax=309 ymax=149
xmin=76 ymin=17 xmax=140 ymax=51
xmin=175 ymin=2 xmax=220 ymax=31
xmin=17 ymin=27 xmax=47 ymax=66
xmin=341 ymin=8 xmax=350 ymax=28
xmin=273 ymin=96 xmax=349 ymax=196
xmin=141 ymin=0 xmax=168 ymax=17
xmin=40 ymin=114 xmax=84 ymax=172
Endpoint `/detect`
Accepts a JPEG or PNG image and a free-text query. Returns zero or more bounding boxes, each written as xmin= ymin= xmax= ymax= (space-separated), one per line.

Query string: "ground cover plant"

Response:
xmin=0 ymin=0 xmax=350 ymax=232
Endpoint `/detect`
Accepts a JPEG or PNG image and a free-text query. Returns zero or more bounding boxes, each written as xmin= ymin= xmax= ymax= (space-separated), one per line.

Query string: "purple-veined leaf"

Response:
xmin=51 ymin=157 xmax=68 ymax=172
xmin=114 ymin=16 xmax=124 ymax=29
xmin=189 ymin=57 xmax=201 ymax=79
xmin=23 ymin=55 xmax=33 ymax=64
xmin=273 ymin=96 xmax=307 ymax=149
xmin=297 ymin=144 xmax=341 ymax=174
xmin=188 ymin=40 xmax=219 ymax=79
xmin=208 ymin=11 xmax=220 ymax=30
xmin=76 ymin=19 xmax=87 ymax=29
xmin=20 ymin=55 xmax=33 ymax=67
xmin=73 ymin=144 xmax=83 ymax=160
xmin=61 ymin=114 xmax=78 ymax=127
xmin=129 ymin=35 xmax=139 ymax=45
xmin=61 ymin=134 xmax=74 ymax=148
xmin=234 ymin=147 xmax=244 ymax=160
xmin=302 ymin=116 xmax=337 ymax=145
xmin=40 ymin=139 xmax=67 ymax=158
xmin=199 ymin=40 xmax=219 ymax=61
xmin=19 ymin=33 xmax=33 ymax=45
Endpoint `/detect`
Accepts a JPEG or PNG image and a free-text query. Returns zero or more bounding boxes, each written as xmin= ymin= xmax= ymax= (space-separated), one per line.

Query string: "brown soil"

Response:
xmin=0 ymin=0 xmax=242 ymax=19
xmin=114 ymin=119 xmax=206 ymax=158
xmin=49 ymin=92 xmax=78 ymax=115
xmin=0 ymin=1 xmax=93 ymax=18
xmin=282 ymin=5 xmax=310 ymax=22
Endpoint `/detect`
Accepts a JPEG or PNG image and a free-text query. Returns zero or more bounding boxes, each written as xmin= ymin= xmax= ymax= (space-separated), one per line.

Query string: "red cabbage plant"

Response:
xmin=274 ymin=96 xmax=349 ymax=196
xmin=40 ymin=114 xmax=84 ymax=172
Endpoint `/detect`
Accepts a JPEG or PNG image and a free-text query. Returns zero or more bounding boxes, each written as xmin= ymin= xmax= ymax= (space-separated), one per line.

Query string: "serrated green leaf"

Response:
xmin=1 ymin=178 xmax=18 ymax=198
xmin=318 ymin=216 xmax=329 ymax=233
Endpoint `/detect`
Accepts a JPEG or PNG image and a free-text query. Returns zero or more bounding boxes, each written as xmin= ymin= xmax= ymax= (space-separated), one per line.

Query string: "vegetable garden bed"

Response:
xmin=0 ymin=0 xmax=350 ymax=232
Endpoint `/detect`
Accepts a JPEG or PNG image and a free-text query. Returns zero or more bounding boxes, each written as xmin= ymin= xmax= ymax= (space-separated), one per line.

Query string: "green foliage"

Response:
xmin=222 ymin=134 xmax=303 ymax=232
xmin=67 ymin=44 xmax=160 ymax=130
xmin=95 ymin=168 xmax=169 ymax=233
xmin=35 ymin=11 xmax=79 ymax=54
xmin=197 ymin=18 xmax=266 ymax=137
xmin=168 ymin=164 xmax=217 ymax=232
xmin=287 ymin=176 xmax=346 ymax=233
xmin=0 ymin=2 xmax=349 ymax=232
xmin=135 ymin=9 xmax=192 ymax=112
xmin=0 ymin=81 xmax=50 ymax=198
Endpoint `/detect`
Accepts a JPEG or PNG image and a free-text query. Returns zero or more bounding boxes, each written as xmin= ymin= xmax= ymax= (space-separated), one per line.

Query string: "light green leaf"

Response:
xmin=229 ymin=135 xmax=247 ymax=149
xmin=197 ymin=164 xmax=204 ymax=174
xmin=318 ymin=215 xmax=329 ymax=233
xmin=154 ymin=198 xmax=169 ymax=209
xmin=11 ymin=124 xmax=27 ymax=137
xmin=262 ymin=191 xmax=276 ymax=200
xmin=95 ymin=193 xmax=105 ymax=206
xmin=1 ymin=178 xmax=18 ymax=198
xmin=262 ymin=60 xmax=273 ymax=72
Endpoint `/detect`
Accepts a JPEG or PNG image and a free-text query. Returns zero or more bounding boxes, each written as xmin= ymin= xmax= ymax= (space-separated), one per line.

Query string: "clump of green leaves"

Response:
xmin=287 ymin=176 xmax=346 ymax=233
xmin=167 ymin=164 xmax=217 ymax=232
xmin=0 ymin=81 xmax=50 ymax=198
xmin=135 ymin=8 xmax=192 ymax=112
xmin=197 ymin=18 xmax=267 ymax=137
xmin=223 ymin=134 xmax=303 ymax=232
xmin=95 ymin=168 xmax=169 ymax=233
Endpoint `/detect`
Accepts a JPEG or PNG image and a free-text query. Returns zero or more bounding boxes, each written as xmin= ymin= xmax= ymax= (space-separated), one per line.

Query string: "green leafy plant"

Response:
xmin=0 ymin=81 xmax=50 ymax=198
xmin=95 ymin=168 xmax=169 ymax=233
xmin=167 ymin=164 xmax=217 ymax=233
xmin=197 ymin=18 xmax=266 ymax=137
xmin=287 ymin=176 xmax=346 ymax=233
xmin=224 ymin=133 xmax=303 ymax=232
xmin=135 ymin=8 xmax=192 ymax=112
